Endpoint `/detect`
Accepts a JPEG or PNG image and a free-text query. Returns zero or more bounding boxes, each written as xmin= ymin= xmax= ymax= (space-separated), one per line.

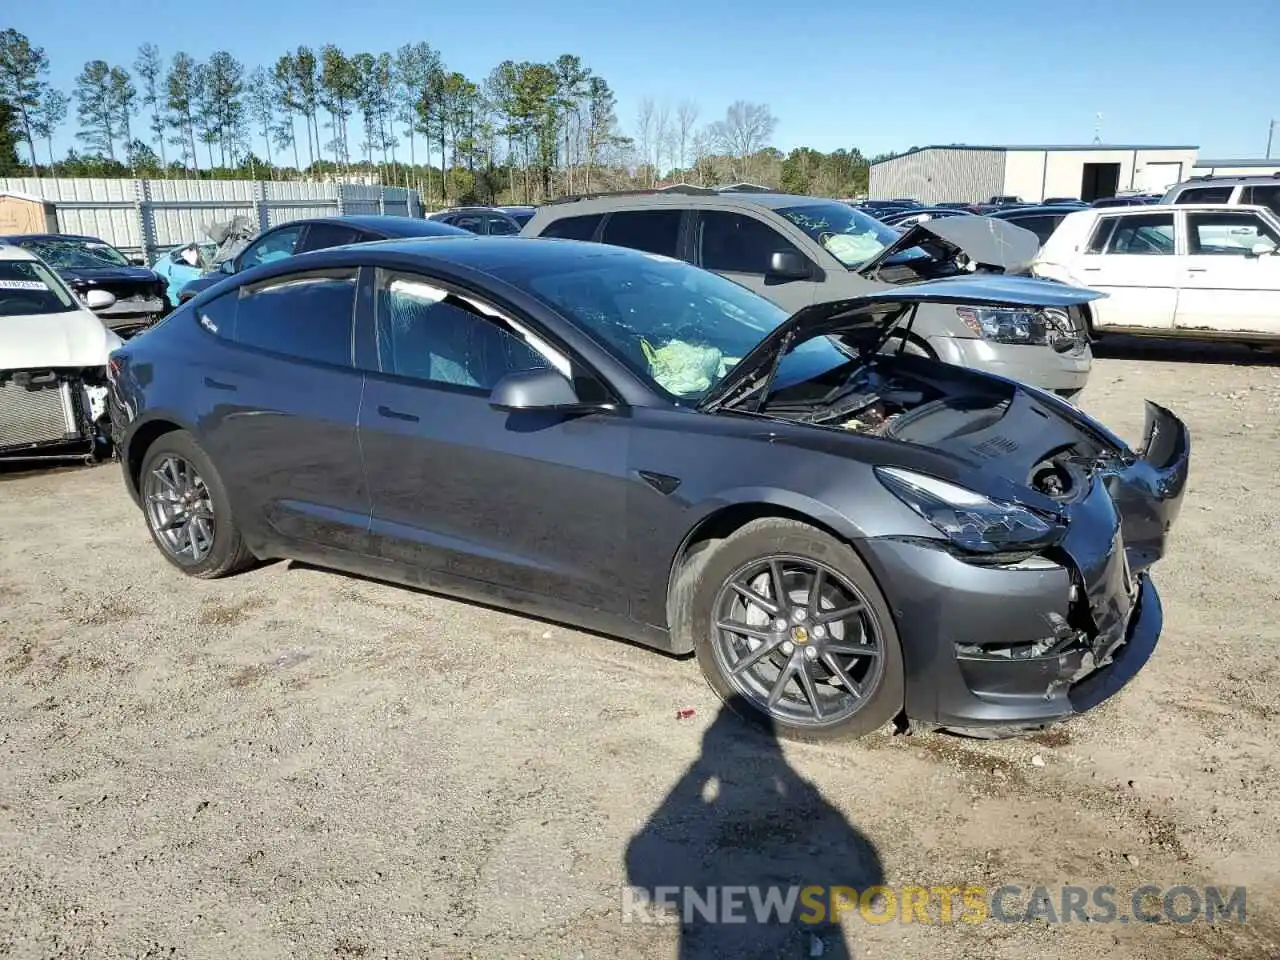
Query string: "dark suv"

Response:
xmin=176 ymin=215 xmax=466 ymax=303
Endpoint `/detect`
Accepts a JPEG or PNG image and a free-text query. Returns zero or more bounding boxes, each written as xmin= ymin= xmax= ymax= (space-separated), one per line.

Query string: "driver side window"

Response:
xmin=373 ymin=269 xmax=557 ymax=391
xmin=697 ymin=211 xmax=803 ymax=274
xmin=239 ymin=225 xmax=305 ymax=270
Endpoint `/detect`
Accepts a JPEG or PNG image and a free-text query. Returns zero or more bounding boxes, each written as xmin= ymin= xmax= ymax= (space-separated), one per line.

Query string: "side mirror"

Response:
xmin=1249 ymin=241 xmax=1276 ymax=257
xmin=218 ymin=259 xmax=237 ymax=275
xmin=766 ymin=250 xmax=811 ymax=281
xmin=129 ymin=255 xmax=147 ymax=266
xmin=84 ymin=289 xmax=116 ymax=311
xmin=489 ymin=368 xmax=583 ymax=411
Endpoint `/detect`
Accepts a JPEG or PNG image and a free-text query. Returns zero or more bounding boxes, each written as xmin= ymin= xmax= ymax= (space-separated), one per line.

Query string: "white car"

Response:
xmin=1032 ymin=204 xmax=1280 ymax=340
xmin=0 ymin=243 xmax=124 ymax=462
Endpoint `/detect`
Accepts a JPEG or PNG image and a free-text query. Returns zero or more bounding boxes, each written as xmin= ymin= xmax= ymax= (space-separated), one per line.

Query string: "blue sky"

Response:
xmin=10 ymin=0 xmax=1280 ymax=162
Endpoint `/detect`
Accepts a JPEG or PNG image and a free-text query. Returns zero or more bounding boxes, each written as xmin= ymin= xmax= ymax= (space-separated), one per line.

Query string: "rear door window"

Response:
xmin=540 ymin=214 xmax=603 ymax=241
xmin=299 ymin=223 xmax=364 ymax=253
xmin=233 ymin=267 xmax=358 ymax=366
xmin=600 ymin=210 xmax=682 ymax=257
xmin=695 ymin=210 xmax=804 ymax=274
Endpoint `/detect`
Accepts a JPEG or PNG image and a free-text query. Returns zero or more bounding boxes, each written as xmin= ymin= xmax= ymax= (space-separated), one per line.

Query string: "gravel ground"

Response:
xmin=1 ymin=339 xmax=1278 ymax=960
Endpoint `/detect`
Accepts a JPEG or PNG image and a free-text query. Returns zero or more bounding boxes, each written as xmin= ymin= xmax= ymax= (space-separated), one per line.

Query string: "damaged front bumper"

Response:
xmin=861 ymin=402 xmax=1188 ymax=730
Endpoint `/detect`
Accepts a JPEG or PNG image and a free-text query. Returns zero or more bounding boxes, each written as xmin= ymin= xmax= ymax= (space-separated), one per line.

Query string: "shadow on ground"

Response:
xmin=626 ymin=697 xmax=883 ymax=959
xmin=1092 ymin=334 xmax=1280 ymax=367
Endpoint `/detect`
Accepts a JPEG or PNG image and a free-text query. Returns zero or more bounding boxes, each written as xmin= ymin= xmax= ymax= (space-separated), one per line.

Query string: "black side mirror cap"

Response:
xmin=767 ymin=250 xmax=811 ymax=281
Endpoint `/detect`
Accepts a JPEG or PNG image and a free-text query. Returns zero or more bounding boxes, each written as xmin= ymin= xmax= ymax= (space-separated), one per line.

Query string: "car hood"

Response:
xmin=58 ymin=265 xmax=160 ymax=284
xmin=857 ymin=216 xmax=1042 ymax=279
xmin=0 ymin=308 xmax=124 ymax=371
xmin=698 ymin=275 xmax=1105 ymax=412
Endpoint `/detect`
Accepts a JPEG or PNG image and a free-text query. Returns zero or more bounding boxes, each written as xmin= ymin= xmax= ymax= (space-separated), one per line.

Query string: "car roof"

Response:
xmin=1171 ymin=174 xmax=1280 ymax=188
xmin=5 ymin=233 xmax=109 ymax=244
xmin=292 ymin=215 xmax=463 ymax=237
xmin=1090 ymin=203 xmax=1271 ymax=215
xmin=537 ymin=190 xmax=827 ymax=214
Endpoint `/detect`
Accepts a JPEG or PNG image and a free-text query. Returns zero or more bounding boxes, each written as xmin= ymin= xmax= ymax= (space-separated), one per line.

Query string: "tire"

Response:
xmin=878 ymin=334 xmax=933 ymax=359
xmin=138 ymin=430 xmax=255 ymax=579
xmin=677 ymin=517 xmax=905 ymax=742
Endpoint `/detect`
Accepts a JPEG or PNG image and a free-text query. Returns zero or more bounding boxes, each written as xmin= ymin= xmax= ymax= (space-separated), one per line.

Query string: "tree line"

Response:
xmin=0 ymin=28 xmax=877 ymax=205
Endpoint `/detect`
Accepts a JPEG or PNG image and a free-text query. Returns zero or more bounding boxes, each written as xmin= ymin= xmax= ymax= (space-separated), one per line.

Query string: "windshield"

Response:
xmin=17 ymin=237 xmax=131 ymax=270
xmin=509 ymin=253 xmax=850 ymax=400
xmin=777 ymin=202 xmax=905 ymax=268
xmin=0 ymin=259 xmax=79 ymax=316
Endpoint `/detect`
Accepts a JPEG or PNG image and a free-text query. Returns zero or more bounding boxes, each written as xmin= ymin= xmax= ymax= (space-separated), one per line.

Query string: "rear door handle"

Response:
xmin=1186 ymin=268 xmax=1208 ymax=273
xmin=203 ymin=376 xmax=237 ymax=392
xmin=377 ymin=404 xmax=419 ymax=423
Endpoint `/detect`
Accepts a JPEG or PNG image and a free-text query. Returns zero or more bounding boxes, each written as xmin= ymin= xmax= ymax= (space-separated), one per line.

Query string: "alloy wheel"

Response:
xmin=711 ymin=555 xmax=885 ymax=727
xmin=143 ymin=454 xmax=215 ymax=564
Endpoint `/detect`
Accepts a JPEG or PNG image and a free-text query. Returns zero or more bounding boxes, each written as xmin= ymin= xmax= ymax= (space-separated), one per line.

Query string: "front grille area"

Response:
xmin=0 ymin=380 xmax=80 ymax=449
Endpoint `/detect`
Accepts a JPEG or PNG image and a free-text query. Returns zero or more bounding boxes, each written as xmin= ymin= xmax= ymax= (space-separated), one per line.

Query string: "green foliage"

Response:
xmin=0 ymin=99 xmax=22 ymax=175
xmin=5 ymin=25 xmax=880 ymax=205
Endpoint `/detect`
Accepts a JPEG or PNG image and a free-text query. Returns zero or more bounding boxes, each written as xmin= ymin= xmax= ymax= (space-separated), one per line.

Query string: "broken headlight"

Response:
xmin=955 ymin=305 xmax=1077 ymax=349
xmin=875 ymin=466 xmax=1065 ymax=554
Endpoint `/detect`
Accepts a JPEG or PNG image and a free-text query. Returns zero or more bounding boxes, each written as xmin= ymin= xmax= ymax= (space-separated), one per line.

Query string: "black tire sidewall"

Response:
xmin=139 ymin=431 xmax=242 ymax=578
xmin=688 ymin=518 xmax=905 ymax=741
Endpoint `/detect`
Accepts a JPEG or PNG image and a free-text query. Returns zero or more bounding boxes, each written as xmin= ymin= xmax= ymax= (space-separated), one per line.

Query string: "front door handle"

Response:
xmin=377 ymin=404 xmax=419 ymax=423
xmin=203 ymin=376 xmax=237 ymax=391
xmin=1186 ymin=268 xmax=1208 ymax=273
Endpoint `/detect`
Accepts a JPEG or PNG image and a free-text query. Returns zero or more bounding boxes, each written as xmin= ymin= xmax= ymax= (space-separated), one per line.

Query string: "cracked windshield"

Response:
xmin=17 ymin=238 xmax=130 ymax=270
xmin=777 ymin=201 xmax=904 ymax=267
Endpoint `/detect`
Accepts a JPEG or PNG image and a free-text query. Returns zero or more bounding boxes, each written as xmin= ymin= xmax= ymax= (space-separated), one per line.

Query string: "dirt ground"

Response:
xmin=1 ymin=337 xmax=1278 ymax=960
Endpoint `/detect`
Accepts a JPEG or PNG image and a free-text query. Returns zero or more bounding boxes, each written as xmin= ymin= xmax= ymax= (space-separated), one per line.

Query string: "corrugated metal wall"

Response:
xmin=868 ymin=149 xmax=1006 ymax=204
xmin=0 ymin=178 xmax=421 ymax=257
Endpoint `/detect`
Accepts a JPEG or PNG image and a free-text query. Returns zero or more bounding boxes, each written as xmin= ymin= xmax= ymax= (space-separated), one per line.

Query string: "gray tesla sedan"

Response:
xmin=106 ymin=237 xmax=1190 ymax=741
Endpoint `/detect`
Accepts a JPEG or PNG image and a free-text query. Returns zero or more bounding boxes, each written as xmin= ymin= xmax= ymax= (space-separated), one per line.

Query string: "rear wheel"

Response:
xmin=680 ymin=518 xmax=905 ymax=741
xmin=139 ymin=431 xmax=254 ymax=578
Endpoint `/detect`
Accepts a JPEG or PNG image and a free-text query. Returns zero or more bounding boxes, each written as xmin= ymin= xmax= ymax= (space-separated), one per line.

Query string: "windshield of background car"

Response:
xmin=509 ymin=253 xmax=851 ymax=400
xmin=776 ymin=202 xmax=906 ymax=268
xmin=18 ymin=237 xmax=131 ymax=270
xmin=0 ymin=260 xmax=79 ymax=316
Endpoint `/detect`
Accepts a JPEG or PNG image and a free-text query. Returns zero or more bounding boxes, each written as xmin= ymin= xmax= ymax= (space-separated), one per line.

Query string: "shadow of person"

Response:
xmin=625 ymin=697 xmax=884 ymax=959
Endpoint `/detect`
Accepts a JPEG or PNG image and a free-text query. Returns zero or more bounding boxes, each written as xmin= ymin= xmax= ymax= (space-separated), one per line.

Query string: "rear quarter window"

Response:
xmin=1173 ymin=186 xmax=1232 ymax=204
xmin=234 ymin=268 xmax=358 ymax=366
xmin=539 ymin=214 xmax=603 ymax=241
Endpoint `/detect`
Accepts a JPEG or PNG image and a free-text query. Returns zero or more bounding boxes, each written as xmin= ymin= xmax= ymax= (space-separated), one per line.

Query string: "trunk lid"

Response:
xmin=698 ymin=275 xmax=1105 ymax=412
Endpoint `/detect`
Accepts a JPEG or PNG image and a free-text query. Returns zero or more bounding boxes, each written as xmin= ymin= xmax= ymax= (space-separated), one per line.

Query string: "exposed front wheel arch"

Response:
xmin=677 ymin=516 xmax=905 ymax=741
xmin=878 ymin=332 xmax=936 ymax=359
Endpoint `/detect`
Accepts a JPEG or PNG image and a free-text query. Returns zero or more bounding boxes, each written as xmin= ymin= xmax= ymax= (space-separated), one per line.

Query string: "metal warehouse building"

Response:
xmin=869 ymin=144 xmax=1198 ymax=204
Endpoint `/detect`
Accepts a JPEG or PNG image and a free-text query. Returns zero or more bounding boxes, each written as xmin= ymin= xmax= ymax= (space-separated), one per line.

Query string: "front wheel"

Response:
xmin=682 ymin=518 xmax=905 ymax=741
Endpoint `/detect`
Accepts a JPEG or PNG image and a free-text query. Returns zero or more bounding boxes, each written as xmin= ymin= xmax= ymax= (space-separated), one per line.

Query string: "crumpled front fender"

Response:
xmin=1101 ymin=401 xmax=1191 ymax=573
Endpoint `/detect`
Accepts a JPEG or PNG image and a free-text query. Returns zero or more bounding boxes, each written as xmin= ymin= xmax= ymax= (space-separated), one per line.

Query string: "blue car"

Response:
xmin=151 ymin=242 xmax=217 ymax=306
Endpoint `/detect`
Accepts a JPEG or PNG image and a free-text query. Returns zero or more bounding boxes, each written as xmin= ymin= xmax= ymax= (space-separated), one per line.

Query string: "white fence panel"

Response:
xmin=0 ymin=177 xmax=422 ymax=255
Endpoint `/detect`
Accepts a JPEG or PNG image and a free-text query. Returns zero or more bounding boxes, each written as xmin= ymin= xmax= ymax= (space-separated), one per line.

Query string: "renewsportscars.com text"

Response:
xmin=621 ymin=884 xmax=1247 ymax=926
